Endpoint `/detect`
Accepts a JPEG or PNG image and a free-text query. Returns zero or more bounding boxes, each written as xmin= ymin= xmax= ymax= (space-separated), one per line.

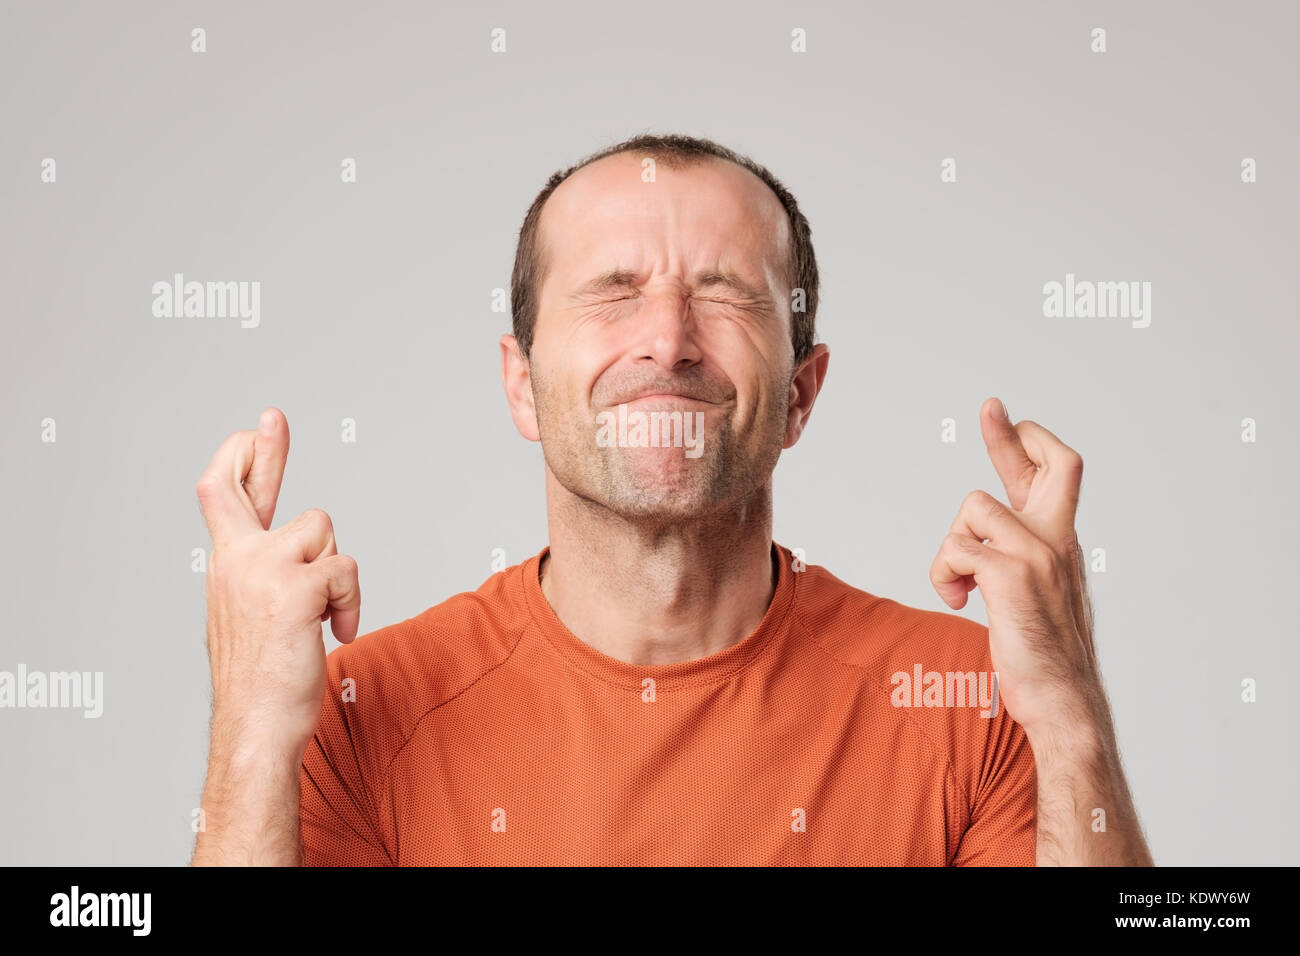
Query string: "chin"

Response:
xmin=602 ymin=480 xmax=728 ymax=522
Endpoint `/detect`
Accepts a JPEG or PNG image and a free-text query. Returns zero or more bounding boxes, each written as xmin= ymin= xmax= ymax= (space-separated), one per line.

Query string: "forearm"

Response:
xmin=1027 ymin=704 xmax=1153 ymax=866
xmin=191 ymin=715 xmax=306 ymax=866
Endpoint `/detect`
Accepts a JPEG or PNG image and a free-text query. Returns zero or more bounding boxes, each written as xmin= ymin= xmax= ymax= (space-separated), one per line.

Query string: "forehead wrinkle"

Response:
xmin=541 ymin=155 xmax=791 ymax=308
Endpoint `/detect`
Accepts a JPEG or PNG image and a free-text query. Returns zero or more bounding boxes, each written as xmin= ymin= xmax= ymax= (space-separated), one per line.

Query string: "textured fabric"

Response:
xmin=299 ymin=542 xmax=1037 ymax=865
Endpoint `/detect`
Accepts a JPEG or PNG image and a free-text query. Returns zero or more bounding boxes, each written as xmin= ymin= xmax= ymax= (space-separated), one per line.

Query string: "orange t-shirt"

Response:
xmin=300 ymin=542 xmax=1037 ymax=865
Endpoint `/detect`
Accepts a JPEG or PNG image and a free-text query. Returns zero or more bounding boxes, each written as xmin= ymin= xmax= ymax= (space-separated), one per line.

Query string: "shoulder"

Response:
xmin=790 ymin=556 xmax=992 ymax=682
xmin=321 ymin=553 xmax=535 ymax=752
xmin=787 ymin=553 xmax=1022 ymax=799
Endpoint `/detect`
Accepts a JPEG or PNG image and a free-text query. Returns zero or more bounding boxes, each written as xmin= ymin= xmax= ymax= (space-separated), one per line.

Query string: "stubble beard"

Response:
xmin=533 ymin=375 xmax=789 ymax=529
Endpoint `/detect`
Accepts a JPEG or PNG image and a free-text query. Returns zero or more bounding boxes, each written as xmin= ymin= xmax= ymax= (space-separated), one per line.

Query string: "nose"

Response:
xmin=632 ymin=289 xmax=703 ymax=371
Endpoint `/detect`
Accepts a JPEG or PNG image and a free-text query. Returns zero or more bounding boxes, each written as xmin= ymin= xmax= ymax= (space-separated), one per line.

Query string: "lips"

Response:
xmin=623 ymin=392 xmax=712 ymax=404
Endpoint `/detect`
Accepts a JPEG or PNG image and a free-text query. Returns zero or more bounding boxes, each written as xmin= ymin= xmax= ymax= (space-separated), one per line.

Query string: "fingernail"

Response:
xmin=998 ymin=399 xmax=1011 ymax=421
xmin=259 ymin=409 xmax=275 ymax=435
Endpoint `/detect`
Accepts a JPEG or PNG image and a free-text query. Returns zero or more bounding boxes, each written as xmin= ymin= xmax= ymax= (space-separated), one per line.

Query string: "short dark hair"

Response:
xmin=510 ymin=133 xmax=819 ymax=365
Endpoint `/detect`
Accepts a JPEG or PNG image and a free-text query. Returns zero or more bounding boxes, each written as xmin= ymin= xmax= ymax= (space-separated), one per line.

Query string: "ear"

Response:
xmin=500 ymin=333 xmax=540 ymax=442
xmin=783 ymin=343 xmax=830 ymax=449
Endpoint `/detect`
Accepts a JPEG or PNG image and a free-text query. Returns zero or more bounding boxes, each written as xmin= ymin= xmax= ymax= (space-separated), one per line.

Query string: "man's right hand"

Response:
xmin=191 ymin=407 xmax=361 ymax=865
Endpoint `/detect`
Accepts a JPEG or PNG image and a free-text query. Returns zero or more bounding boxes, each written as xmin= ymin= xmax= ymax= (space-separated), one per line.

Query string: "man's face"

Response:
xmin=523 ymin=152 xmax=798 ymax=523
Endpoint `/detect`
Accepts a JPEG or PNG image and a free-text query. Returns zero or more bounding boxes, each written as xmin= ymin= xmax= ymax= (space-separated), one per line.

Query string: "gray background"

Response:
xmin=1 ymin=0 xmax=1295 ymax=865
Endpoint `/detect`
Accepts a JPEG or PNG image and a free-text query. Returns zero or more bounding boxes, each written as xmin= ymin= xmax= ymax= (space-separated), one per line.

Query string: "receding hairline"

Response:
xmin=530 ymin=149 xmax=794 ymax=302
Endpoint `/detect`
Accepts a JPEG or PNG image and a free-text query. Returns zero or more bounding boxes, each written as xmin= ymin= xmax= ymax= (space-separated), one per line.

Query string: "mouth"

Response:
xmin=621 ymin=393 xmax=714 ymax=407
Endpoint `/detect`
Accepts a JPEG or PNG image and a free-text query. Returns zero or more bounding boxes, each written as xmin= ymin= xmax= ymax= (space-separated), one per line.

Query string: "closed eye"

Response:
xmin=692 ymin=295 xmax=760 ymax=310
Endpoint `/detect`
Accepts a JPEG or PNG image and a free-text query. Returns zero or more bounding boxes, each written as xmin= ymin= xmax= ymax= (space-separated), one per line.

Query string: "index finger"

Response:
xmin=195 ymin=428 xmax=265 ymax=548
xmin=1010 ymin=417 xmax=1084 ymax=525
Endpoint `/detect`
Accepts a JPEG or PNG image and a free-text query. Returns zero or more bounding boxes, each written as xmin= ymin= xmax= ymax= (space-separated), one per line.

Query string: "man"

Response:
xmin=190 ymin=134 xmax=1152 ymax=866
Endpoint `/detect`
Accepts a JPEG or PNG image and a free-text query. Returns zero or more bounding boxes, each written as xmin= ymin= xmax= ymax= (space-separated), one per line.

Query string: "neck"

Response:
xmin=538 ymin=468 xmax=778 ymax=667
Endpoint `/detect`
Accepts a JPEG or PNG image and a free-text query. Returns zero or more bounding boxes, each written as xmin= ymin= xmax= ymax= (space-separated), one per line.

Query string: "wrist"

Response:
xmin=1021 ymin=689 xmax=1115 ymax=763
xmin=194 ymin=745 xmax=303 ymax=866
xmin=210 ymin=703 xmax=313 ymax=765
xmin=1025 ymin=717 xmax=1106 ymax=764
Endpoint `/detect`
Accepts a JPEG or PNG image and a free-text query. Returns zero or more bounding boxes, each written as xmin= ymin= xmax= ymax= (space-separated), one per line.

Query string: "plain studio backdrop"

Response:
xmin=0 ymin=0 xmax=1295 ymax=865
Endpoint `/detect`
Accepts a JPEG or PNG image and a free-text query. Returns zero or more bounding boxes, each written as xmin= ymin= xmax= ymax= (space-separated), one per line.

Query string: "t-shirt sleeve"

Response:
xmin=299 ymin=651 xmax=395 ymax=866
xmin=950 ymin=706 xmax=1038 ymax=866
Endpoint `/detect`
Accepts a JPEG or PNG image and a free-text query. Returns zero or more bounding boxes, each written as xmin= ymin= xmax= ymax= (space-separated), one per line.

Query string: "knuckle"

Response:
xmin=944 ymin=532 xmax=976 ymax=556
xmin=195 ymin=473 xmax=220 ymax=500
xmin=984 ymin=497 xmax=1005 ymax=524
xmin=300 ymin=507 xmax=333 ymax=535
xmin=961 ymin=489 xmax=999 ymax=520
xmin=1028 ymin=542 xmax=1057 ymax=576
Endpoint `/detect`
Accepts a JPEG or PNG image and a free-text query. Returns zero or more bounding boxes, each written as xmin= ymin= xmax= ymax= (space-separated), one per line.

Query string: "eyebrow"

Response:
xmin=576 ymin=269 xmax=641 ymax=295
xmin=574 ymin=268 xmax=770 ymax=302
